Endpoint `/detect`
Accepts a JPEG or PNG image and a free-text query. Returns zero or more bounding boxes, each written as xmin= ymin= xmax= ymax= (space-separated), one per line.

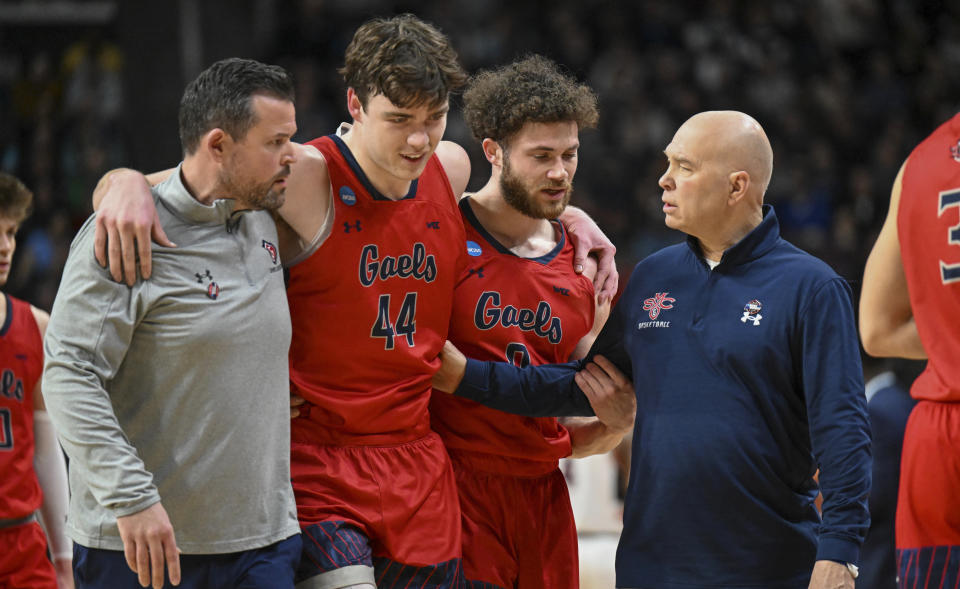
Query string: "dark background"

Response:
xmin=2 ymin=0 xmax=959 ymax=375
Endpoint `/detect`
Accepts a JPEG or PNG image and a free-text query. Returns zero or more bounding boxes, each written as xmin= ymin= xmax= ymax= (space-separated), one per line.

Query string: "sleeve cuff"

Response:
xmin=454 ymin=358 xmax=491 ymax=402
xmin=109 ymin=494 xmax=162 ymax=519
xmin=816 ymin=536 xmax=861 ymax=567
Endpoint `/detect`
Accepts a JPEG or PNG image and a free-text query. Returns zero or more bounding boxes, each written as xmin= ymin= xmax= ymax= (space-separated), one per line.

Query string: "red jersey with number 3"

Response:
xmin=288 ymin=135 xmax=465 ymax=444
xmin=899 ymin=111 xmax=960 ymax=402
xmin=430 ymin=197 xmax=595 ymax=474
xmin=0 ymin=295 xmax=43 ymax=518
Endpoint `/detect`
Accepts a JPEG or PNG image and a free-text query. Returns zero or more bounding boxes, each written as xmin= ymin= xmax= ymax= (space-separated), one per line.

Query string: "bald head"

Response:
xmin=677 ymin=111 xmax=773 ymax=198
xmin=660 ymin=110 xmax=773 ymax=258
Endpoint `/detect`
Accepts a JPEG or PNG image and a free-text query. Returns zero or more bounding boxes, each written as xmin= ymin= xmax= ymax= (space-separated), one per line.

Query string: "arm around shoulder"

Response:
xmin=275 ymin=142 xmax=332 ymax=246
xmin=435 ymin=140 xmax=471 ymax=198
xmin=93 ymin=167 xmax=175 ymax=286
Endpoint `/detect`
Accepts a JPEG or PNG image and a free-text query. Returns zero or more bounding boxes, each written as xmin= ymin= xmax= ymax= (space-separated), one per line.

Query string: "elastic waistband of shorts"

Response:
xmin=447 ymin=448 xmax=561 ymax=477
xmin=291 ymin=418 xmax=438 ymax=448
xmin=0 ymin=512 xmax=37 ymax=529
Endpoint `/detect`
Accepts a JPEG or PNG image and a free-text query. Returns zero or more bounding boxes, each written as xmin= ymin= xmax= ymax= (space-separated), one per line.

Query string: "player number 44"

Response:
xmin=371 ymin=292 xmax=417 ymax=350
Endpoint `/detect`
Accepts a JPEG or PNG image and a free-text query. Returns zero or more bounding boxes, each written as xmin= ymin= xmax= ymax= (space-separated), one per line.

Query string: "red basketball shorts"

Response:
xmin=895 ymin=400 xmax=960 ymax=587
xmin=0 ymin=520 xmax=57 ymax=589
xmin=897 ymin=400 xmax=960 ymax=549
xmin=450 ymin=451 xmax=579 ymax=589
xmin=290 ymin=422 xmax=462 ymax=569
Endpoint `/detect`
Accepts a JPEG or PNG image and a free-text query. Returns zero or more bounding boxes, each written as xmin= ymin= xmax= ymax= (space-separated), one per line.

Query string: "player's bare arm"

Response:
xmin=557 ymin=206 xmax=619 ymax=304
xmin=562 ymin=256 xmax=625 ymax=458
xmin=94 ymin=143 xmax=331 ymax=282
xmin=568 ymin=254 xmax=611 ymax=361
xmin=93 ymin=168 xmax=175 ymax=286
xmin=30 ymin=307 xmax=75 ymax=589
xmin=273 ymin=143 xmax=332 ymax=257
xmin=435 ymin=140 xmax=471 ymax=197
xmin=860 ymin=160 xmax=927 ymax=359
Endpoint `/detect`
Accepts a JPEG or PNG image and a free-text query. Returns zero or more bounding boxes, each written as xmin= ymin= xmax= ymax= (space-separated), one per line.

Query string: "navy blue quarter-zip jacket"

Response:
xmin=455 ymin=206 xmax=871 ymax=588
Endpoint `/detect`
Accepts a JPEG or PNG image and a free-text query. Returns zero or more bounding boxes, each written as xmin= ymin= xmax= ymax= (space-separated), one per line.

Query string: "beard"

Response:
xmin=500 ymin=158 xmax=572 ymax=220
xmin=219 ymin=165 xmax=290 ymax=211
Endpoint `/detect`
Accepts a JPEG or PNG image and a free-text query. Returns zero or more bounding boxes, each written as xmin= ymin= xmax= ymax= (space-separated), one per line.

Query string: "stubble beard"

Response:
xmin=219 ymin=166 xmax=289 ymax=211
xmin=500 ymin=159 xmax=572 ymax=220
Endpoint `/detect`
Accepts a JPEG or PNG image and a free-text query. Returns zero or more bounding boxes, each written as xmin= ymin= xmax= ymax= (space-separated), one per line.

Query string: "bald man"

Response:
xmin=434 ymin=111 xmax=872 ymax=589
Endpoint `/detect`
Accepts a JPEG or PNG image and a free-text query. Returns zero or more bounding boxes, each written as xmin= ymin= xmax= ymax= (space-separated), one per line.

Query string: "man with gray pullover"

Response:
xmin=42 ymin=58 xmax=301 ymax=589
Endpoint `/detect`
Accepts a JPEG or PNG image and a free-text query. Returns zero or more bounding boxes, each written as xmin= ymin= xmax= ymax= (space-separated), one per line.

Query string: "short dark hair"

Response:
xmin=179 ymin=58 xmax=295 ymax=155
xmin=463 ymin=55 xmax=599 ymax=147
xmin=0 ymin=172 xmax=33 ymax=223
xmin=340 ymin=13 xmax=467 ymax=109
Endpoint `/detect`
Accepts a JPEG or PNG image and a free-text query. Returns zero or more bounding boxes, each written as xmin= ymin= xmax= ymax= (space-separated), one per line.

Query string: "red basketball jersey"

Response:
xmin=899 ymin=111 xmax=960 ymax=402
xmin=430 ymin=198 xmax=595 ymax=474
xmin=0 ymin=294 xmax=44 ymax=518
xmin=288 ymin=135 xmax=465 ymax=444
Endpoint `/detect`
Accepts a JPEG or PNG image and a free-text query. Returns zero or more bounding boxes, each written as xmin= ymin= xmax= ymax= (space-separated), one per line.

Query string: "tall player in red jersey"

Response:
xmin=0 ymin=172 xmax=73 ymax=589
xmin=283 ymin=15 xmax=473 ymax=588
xmin=428 ymin=57 xmax=634 ymax=589
xmin=861 ymin=112 xmax=960 ymax=588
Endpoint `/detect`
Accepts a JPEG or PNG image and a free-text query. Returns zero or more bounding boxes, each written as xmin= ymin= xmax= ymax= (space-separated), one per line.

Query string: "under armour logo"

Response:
xmin=426 ymin=221 xmax=440 ymax=230
xmin=553 ymin=286 xmax=570 ymax=296
xmin=226 ymin=216 xmax=242 ymax=234
xmin=194 ymin=269 xmax=220 ymax=299
xmin=468 ymin=267 xmax=485 ymax=279
xmin=740 ymin=299 xmax=763 ymax=326
xmin=344 ymin=220 xmax=362 ymax=233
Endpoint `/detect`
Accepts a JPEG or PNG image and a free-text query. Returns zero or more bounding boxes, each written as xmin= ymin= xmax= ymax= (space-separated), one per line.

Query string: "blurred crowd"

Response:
xmin=3 ymin=0 xmax=960 ymax=331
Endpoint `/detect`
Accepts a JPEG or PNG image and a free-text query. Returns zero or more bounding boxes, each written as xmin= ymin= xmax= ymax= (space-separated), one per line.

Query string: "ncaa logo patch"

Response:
xmin=741 ymin=299 xmax=763 ymax=326
xmin=466 ymin=241 xmax=483 ymax=257
xmin=339 ymin=186 xmax=357 ymax=206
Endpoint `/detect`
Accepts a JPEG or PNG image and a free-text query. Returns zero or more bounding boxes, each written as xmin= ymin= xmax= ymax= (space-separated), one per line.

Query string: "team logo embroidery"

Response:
xmin=466 ymin=241 xmax=483 ymax=257
xmin=642 ymin=292 xmax=675 ymax=320
xmin=951 ymin=139 xmax=960 ymax=163
xmin=195 ymin=269 xmax=221 ymax=300
xmin=261 ymin=240 xmax=278 ymax=264
xmin=339 ymin=186 xmax=357 ymax=206
xmin=741 ymin=299 xmax=763 ymax=325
